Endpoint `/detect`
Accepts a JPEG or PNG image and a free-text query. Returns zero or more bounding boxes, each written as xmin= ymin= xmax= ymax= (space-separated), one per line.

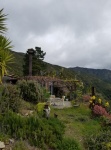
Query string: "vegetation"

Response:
xmin=23 ymin=47 xmax=46 ymax=76
xmin=0 ymin=9 xmax=7 ymax=33
xmin=85 ymin=130 xmax=111 ymax=150
xmin=0 ymin=9 xmax=14 ymax=83
xmin=17 ymin=80 xmax=50 ymax=103
xmin=1 ymin=6 xmax=111 ymax=150
xmin=0 ymin=83 xmax=111 ymax=149
xmin=0 ymin=84 xmax=22 ymax=113
xmin=0 ymin=110 xmax=65 ymax=149
xmin=8 ymin=49 xmax=111 ymax=101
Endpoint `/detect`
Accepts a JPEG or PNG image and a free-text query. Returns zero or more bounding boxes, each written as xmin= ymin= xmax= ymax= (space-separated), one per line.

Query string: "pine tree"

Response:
xmin=23 ymin=47 xmax=46 ymax=76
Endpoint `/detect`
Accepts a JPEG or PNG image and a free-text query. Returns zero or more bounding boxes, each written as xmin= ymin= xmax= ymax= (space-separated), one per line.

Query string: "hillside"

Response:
xmin=9 ymin=51 xmax=25 ymax=76
xmin=10 ymin=50 xmax=77 ymax=79
xmin=70 ymin=67 xmax=111 ymax=83
xmin=69 ymin=67 xmax=111 ymax=99
xmin=9 ymin=51 xmax=111 ymax=100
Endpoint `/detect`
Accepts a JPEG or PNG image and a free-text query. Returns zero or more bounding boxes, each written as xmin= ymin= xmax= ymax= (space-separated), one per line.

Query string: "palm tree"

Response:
xmin=0 ymin=9 xmax=14 ymax=83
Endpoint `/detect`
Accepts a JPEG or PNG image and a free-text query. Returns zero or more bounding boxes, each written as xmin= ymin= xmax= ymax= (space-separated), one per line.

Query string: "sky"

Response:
xmin=1 ymin=0 xmax=111 ymax=69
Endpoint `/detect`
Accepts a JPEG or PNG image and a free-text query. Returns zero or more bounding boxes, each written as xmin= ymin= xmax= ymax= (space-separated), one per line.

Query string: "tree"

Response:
xmin=23 ymin=47 xmax=46 ymax=76
xmin=0 ymin=9 xmax=14 ymax=83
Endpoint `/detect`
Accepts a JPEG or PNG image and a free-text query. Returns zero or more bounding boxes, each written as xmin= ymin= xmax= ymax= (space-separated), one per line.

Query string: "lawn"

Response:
xmin=50 ymin=103 xmax=102 ymax=150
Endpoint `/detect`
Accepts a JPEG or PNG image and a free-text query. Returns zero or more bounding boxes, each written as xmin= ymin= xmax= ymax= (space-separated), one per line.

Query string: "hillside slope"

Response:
xmin=70 ymin=67 xmax=111 ymax=83
xmin=9 ymin=51 xmax=111 ymax=99
xmin=69 ymin=67 xmax=111 ymax=99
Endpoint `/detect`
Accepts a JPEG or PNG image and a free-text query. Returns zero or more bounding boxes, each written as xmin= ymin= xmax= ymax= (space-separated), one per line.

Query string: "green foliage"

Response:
xmin=57 ymin=138 xmax=81 ymax=150
xmin=0 ymin=111 xmax=65 ymax=149
xmin=0 ymin=9 xmax=14 ymax=83
xmin=17 ymin=80 xmax=49 ymax=103
xmin=12 ymin=141 xmax=28 ymax=150
xmin=0 ymin=84 xmax=21 ymax=113
xmin=0 ymin=132 xmax=9 ymax=142
xmin=23 ymin=47 xmax=46 ymax=76
xmin=84 ymin=130 xmax=111 ymax=150
xmin=8 ymin=51 xmax=24 ymax=76
xmin=0 ymin=9 xmax=7 ymax=34
xmin=6 ymin=48 xmax=111 ymax=102
xmin=36 ymin=102 xmax=46 ymax=112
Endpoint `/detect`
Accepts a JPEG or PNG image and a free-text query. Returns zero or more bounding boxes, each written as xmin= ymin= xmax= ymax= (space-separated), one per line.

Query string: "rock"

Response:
xmin=29 ymin=110 xmax=33 ymax=115
xmin=9 ymin=139 xmax=14 ymax=144
xmin=0 ymin=141 xmax=5 ymax=149
xmin=25 ymin=112 xmax=28 ymax=116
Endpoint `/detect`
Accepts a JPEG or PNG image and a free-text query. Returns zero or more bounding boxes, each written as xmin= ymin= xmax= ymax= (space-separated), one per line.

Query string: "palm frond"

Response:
xmin=0 ymin=9 xmax=7 ymax=34
xmin=0 ymin=35 xmax=13 ymax=51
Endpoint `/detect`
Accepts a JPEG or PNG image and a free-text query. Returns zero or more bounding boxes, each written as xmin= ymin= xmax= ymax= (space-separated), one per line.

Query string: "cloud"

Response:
xmin=1 ymin=0 xmax=111 ymax=69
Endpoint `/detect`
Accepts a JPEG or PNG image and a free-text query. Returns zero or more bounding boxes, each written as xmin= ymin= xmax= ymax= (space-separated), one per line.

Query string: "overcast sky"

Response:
xmin=1 ymin=0 xmax=111 ymax=69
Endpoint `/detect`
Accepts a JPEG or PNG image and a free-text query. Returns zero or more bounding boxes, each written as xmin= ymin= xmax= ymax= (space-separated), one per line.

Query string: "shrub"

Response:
xmin=92 ymin=105 xmax=108 ymax=117
xmin=36 ymin=102 xmax=46 ymax=117
xmin=17 ymin=80 xmax=50 ymax=103
xmin=0 ymin=84 xmax=22 ymax=113
xmin=0 ymin=111 xmax=65 ymax=149
xmin=100 ymin=115 xmax=111 ymax=128
xmin=84 ymin=130 xmax=111 ymax=150
xmin=82 ymin=94 xmax=91 ymax=102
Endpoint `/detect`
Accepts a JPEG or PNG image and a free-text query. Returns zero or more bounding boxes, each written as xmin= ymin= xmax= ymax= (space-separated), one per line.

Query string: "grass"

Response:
xmin=0 ymin=101 xmax=102 ymax=150
xmin=50 ymin=103 xmax=102 ymax=150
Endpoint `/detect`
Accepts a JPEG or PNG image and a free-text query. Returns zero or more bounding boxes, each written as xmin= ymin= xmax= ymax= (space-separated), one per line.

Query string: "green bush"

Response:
xmin=0 ymin=84 xmax=22 ymax=113
xmin=17 ymin=80 xmax=50 ymax=103
xmin=84 ymin=130 xmax=111 ymax=150
xmin=0 ymin=111 xmax=65 ymax=149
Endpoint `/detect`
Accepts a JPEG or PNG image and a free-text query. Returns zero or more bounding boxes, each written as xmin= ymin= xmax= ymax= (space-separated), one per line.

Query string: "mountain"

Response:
xmin=70 ymin=67 xmax=111 ymax=83
xmin=69 ymin=67 xmax=111 ymax=99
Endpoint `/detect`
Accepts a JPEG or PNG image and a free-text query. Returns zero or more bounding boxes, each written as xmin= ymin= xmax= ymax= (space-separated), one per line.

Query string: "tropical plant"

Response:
xmin=0 ymin=9 xmax=14 ymax=83
xmin=0 ymin=9 xmax=7 ymax=34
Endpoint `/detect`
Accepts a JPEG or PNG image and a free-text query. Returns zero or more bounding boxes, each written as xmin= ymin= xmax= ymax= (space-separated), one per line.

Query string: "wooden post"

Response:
xmin=91 ymin=86 xmax=95 ymax=96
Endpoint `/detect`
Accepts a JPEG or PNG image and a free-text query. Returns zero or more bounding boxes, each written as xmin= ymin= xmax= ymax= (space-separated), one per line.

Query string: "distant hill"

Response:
xmin=9 ymin=51 xmax=111 ymax=100
xmin=70 ymin=67 xmax=111 ymax=83
xmin=69 ymin=67 xmax=111 ymax=99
